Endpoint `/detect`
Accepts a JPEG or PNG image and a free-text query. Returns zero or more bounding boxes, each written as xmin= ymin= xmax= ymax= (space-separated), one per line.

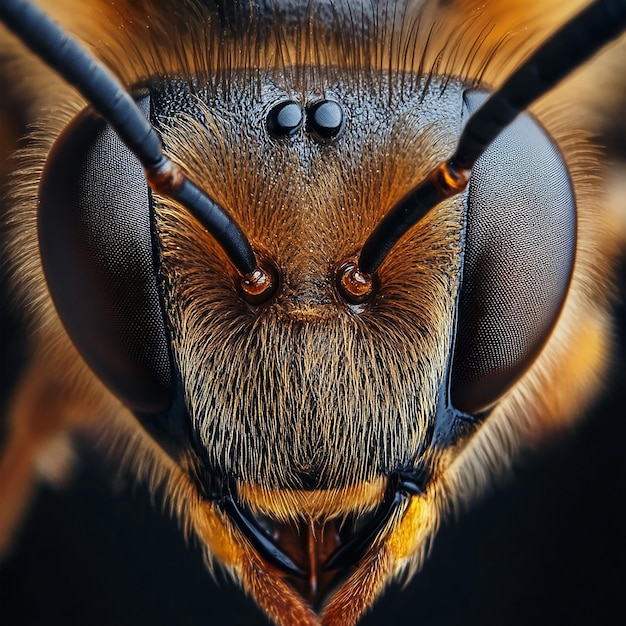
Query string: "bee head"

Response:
xmin=4 ymin=0 xmax=620 ymax=622
xmin=37 ymin=69 xmax=575 ymax=623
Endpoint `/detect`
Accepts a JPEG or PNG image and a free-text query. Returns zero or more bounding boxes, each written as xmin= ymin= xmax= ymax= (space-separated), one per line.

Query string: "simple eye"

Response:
xmin=266 ymin=100 xmax=303 ymax=138
xmin=305 ymin=99 xmax=345 ymax=142
xmin=449 ymin=90 xmax=576 ymax=415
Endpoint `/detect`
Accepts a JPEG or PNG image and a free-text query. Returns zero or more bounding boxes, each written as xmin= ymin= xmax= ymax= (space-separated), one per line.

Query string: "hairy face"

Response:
xmin=157 ymin=72 xmax=465 ymax=494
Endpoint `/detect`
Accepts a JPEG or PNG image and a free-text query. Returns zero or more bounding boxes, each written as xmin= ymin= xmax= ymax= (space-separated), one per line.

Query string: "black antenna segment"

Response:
xmin=0 ymin=0 xmax=262 ymax=280
xmin=356 ymin=0 xmax=626 ymax=278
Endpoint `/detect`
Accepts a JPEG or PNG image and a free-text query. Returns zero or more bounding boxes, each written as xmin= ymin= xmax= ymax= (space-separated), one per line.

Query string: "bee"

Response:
xmin=0 ymin=1 xmax=625 ymax=625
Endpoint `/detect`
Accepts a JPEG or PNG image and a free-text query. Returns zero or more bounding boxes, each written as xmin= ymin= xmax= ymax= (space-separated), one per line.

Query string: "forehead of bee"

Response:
xmin=153 ymin=69 xmax=466 ymax=491
xmin=154 ymin=71 xmax=465 ymax=306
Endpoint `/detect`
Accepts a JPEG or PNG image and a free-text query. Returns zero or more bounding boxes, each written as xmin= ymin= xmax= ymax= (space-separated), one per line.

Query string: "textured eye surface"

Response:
xmin=38 ymin=96 xmax=172 ymax=414
xmin=450 ymin=90 xmax=576 ymax=415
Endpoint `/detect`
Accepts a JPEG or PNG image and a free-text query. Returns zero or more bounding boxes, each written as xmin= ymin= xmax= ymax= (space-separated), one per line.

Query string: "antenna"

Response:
xmin=352 ymin=0 xmax=626 ymax=283
xmin=0 ymin=0 xmax=275 ymax=296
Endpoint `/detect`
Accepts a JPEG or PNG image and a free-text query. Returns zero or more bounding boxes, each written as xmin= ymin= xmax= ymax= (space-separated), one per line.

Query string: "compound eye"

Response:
xmin=449 ymin=90 xmax=576 ymax=414
xmin=38 ymin=94 xmax=172 ymax=414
